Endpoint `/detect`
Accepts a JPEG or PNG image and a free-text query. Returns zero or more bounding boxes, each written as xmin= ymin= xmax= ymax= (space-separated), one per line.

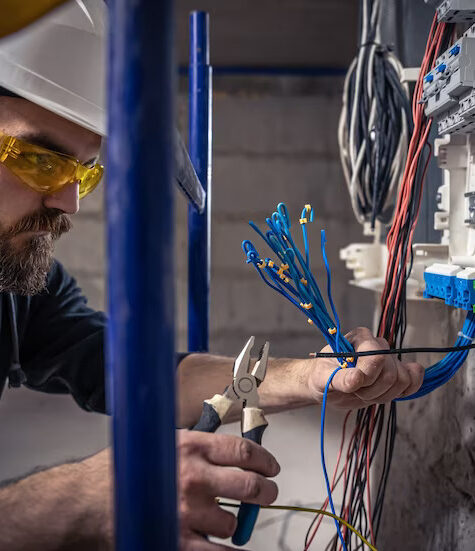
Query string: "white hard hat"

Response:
xmin=0 ymin=0 xmax=106 ymax=135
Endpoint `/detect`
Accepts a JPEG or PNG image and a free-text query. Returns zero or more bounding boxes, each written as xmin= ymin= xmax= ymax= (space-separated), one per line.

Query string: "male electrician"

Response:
xmin=0 ymin=2 xmax=424 ymax=551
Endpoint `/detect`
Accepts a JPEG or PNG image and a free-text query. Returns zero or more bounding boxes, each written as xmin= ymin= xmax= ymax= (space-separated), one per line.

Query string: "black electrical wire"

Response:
xmin=311 ymin=342 xmax=475 ymax=359
xmin=339 ymin=0 xmax=412 ymax=227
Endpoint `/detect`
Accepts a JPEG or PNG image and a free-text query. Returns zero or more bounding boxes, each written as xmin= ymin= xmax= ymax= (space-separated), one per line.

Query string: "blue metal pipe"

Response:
xmin=179 ymin=65 xmax=347 ymax=77
xmin=106 ymin=1 xmax=177 ymax=550
xmin=188 ymin=11 xmax=212 ymax=353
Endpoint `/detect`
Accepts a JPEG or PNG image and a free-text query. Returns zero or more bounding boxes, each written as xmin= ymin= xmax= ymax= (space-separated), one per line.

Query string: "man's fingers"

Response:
xmin=204 ymin=465 xmax=279 ymax=506
xmin=200 ymin=433 xmax=280 ymax=477
xmin=397 ymin=362 xmax=425 ymax=398
xmin=322 ymin=352 xmax=395 ymax=395
xmin=355 ymin=361 xmax=411 ymax=402
xmin=180 ymin=531 xmax=249 ymax=551
xmin=181 ymin=500 xmax=238 ymax=540
xmin=344 ymin=326 xmax=378 ymax=349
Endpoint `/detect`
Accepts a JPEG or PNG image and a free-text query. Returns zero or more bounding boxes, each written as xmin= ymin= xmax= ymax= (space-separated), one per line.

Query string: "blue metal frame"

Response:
xmin=188 ymin=11 xmax=212 ymax=352
xmin=106 ymin=1 xmax=177 ymax=549
xmin=179 ymin=65 xmax=346 ymax=77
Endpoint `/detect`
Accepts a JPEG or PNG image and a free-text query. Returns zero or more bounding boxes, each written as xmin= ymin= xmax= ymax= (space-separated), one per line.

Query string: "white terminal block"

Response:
xmin=436 ymin=0 xmax=475 ymax=23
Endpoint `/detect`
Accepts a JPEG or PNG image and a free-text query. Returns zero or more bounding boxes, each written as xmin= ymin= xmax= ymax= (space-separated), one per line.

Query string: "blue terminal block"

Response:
xmin=450 ymin=44 xmax=461 ymax=57
xmin=424 ymin=72 xmax=434 ymax=84
xmin=424 ymin=267 xmax=475 ymax=312
xmin=423 ymin=271 xmax=457 ymax=305
xmin=436 ymin=62 xmax=447 ymax=74
xmin=454 ymin=277 xmax=475 ymax=312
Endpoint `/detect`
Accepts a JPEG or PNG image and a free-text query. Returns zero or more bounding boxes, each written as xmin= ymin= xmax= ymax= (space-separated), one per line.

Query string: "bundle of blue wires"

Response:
xmin=242 ymin=203 xmax=356 ymax=365
xmin=397 ymin=311 xmax=475 ymax=401
xmin=242 ymin=202 xmax=354 ymax=549
xmin=242 ymin=202 xmax=475 ymax=549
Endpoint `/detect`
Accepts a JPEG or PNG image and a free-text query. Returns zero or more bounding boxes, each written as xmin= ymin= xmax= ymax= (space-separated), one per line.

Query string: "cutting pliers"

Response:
xmin=192 ymin=336 xmax=269 ymax=546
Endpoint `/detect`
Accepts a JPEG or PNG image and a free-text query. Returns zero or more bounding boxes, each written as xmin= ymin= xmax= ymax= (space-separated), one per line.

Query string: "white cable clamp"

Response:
xmin=458 ymin=331 xmax=474 ymax=342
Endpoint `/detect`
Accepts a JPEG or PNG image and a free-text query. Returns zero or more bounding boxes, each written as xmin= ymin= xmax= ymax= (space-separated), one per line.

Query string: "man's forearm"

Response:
xmin=0 ymin=449 xmax=113 ymax=551
xmin=177 ymin=353 xmax=314 ymax=428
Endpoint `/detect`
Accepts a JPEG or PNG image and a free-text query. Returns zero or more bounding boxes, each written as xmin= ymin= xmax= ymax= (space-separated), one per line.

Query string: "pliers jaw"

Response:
xmin=230 ymin=337 xmax=269 ymax=409
xmin=252 ymin=341 xmax=269 ymax=385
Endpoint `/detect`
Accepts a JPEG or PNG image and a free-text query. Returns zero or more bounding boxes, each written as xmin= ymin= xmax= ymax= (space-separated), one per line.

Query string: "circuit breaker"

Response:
xmin=425 ymin=0 xmax=475 ymax=22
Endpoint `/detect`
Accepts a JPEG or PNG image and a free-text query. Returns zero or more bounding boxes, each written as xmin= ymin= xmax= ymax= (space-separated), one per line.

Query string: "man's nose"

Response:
xmin=43 ymin=182 xmax=80 ymax=214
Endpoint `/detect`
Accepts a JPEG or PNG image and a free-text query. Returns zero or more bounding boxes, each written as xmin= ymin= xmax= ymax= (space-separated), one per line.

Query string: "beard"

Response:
xmin=0 ymin=208 xmax=72 ymax=295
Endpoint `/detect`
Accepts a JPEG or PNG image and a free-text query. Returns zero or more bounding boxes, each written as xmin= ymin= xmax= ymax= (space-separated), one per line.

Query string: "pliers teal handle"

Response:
xmin=191 ymin=337 xmax=269 ymax=546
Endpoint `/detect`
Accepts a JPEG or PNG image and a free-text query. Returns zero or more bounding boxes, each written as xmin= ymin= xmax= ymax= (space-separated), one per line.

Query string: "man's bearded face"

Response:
xmin=0 ymin=208 xmax=71 ymax=295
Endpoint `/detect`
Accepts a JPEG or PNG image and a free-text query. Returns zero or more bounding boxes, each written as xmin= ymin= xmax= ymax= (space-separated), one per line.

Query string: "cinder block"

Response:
xmin=210 ymin=277 xmax=287 ymax=335
xmin=212 ymin=156 xmax=347 ymax=217
xmin=213 ymin=95 xmax=341 ymax=157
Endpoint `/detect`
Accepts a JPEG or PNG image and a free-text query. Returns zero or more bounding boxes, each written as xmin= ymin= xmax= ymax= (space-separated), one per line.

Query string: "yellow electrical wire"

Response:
xmin=218 ymin=501 xmax=378 ymax=551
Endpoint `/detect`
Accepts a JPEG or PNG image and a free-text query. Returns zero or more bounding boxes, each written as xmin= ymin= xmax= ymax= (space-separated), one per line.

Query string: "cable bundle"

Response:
xmin=338 ymin=0 xmax=411 ymax=227
xmin=242 ymin=18 xmax=463 ymax=550
xmin=398 ymin=312 xmax=475 ymax=400
xmin=378 ymin=17 xmax=454 ymax=348
xmin=242 ymin=203 xmax=355 ymax=363
xmin=333 ymin=15 xmax=456 ymax=551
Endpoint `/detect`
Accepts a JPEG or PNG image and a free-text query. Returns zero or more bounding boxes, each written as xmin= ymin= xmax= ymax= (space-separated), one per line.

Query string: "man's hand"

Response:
xmin=177 ymin=430 xmax=280 ymax=551
xmin=307 ymin=327 xmax=424 ymax=409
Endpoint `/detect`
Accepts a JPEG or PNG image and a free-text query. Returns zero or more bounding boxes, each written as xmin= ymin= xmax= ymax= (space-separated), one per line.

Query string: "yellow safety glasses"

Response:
xmin=0 ymin=134 xmax=104 ymax=199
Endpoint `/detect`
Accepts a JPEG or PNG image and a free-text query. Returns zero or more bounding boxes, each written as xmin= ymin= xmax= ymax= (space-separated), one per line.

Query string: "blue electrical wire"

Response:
xmin=321 ymin=229 xmax=341 ymax=354
xmin=397 ymin=310 xmax=475 ymax=401
xmin=321 ymin=366 xmax=347 ymax=551
xmin=242 ymin=203 xmax=355 ymax=362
